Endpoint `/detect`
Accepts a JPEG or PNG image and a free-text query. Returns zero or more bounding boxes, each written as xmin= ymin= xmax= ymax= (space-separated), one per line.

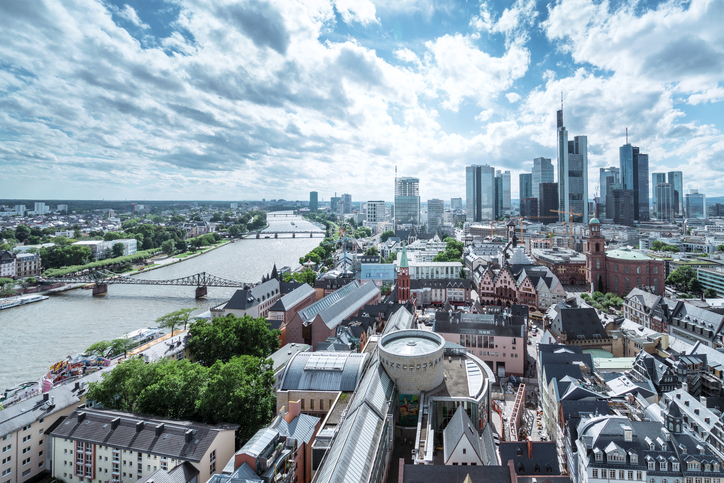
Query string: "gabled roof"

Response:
xmin=443 ymin=405 xmax=484 ymax=464
xmin=499 ymin=441 xmax=560 ymax=475
xmin=269 ymin=284 xmax=315 ymax=312
xmin=316 ymin=282 xmax=380 ymax=330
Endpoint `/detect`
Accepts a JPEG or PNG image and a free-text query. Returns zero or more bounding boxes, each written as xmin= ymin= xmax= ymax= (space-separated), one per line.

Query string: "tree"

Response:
xmin=104 ymin=231 xmax=125 ymax=241
xmin=85 ymin=340 xmax=112 ymax=357
xmin=688 ymin=277 xmax=703 ymax=293
xmin=197 ymin=356 xmax=276 ymax=443
xmin=112 ymin=242 xmax=125 ymax=258
xmin=156 ymin=308 xmax=194 ymax=336
xmin=161 ymin=239 xmax=176 ymax=256
xmin=705 ymin=288 xmax=718 ymax=298
xmin=282 ymin=268 xmax=317 ymax=287
xmin=0 ymin=281 xmax=17 ymax=297
xmin=667 ymin=266 xmax=698 ymax=291
xmin=355 ymin=227 xmax=372 ymax=238
xmin=365 ymin=246 xmax=379 ymax=256
xmin=380 ymin=230 xmax=395 ymax=242
xmin=14 ymin=224 xmax=30 ymax=242
xmin=187 ymin=314 xmax=280 ymax=366
xmin=718 ymin=245 xmax=724 ymax=252
xmin=108 ymin=338 xmax=136 ymax=358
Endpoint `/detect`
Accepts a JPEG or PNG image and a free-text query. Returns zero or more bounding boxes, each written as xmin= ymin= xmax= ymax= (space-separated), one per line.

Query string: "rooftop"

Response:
xmin=606 ymin=248 xmax=653 ymax=261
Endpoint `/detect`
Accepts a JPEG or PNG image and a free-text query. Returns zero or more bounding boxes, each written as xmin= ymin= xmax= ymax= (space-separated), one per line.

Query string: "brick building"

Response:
xmin=15 ymin=253 xmax=41 ymax=278
xmin=585 ymin=218 xmax=665 ymax=296
xmin=531 ymin=247 xmax=586 ymax=286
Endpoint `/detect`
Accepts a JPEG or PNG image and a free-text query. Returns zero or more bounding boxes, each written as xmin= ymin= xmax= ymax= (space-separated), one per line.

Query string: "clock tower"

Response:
xmin=585 ymin=218 xmax=606 ymax=293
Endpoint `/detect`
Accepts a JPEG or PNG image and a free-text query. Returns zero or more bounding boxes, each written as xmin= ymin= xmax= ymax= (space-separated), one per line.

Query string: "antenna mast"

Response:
xmin=626 ymin=127 xmax=628 ymax=145
xmin=561 ymin=91 xmax=563 ymax=111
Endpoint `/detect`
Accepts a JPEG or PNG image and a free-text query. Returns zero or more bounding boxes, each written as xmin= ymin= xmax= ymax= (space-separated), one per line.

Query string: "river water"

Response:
xmin=0 ymin=212 xmax=322 ymax=390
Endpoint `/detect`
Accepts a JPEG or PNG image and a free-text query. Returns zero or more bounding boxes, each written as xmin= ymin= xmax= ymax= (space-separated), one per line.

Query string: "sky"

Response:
xmin=0 ymin=0 xmax=723 ymax=203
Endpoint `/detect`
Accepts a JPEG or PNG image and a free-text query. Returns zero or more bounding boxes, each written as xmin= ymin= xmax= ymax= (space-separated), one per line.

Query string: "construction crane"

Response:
xmin=551 ymin=209 xmax=583 ymax=249
xmin=514 ymin=215 xmax=559 ymax=251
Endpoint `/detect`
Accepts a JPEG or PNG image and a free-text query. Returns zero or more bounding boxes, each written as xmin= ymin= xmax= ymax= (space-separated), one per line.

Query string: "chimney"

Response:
xmin=136 ymin=421 xmax=145 ymax=433
xmin=155 ymin=424 xmax=164 ymax=437
xmin=75 ymin=382 xmax=80 ymax=391
xmin=43 ymin=393 xmax=49 ymax=402
xmin=185 ymin=430 xmax=193 ymax=444
xmin=77 ymin=412 xmax=86 ymax=423
xmin=528 ymin=438 xmax=533 ymax=459
xmin=111 ymin=417 xmax=120 ymax=430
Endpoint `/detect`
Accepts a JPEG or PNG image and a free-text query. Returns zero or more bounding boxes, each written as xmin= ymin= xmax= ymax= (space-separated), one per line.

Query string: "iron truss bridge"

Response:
xmin=39 ymin=270 xmax=253 ymax=288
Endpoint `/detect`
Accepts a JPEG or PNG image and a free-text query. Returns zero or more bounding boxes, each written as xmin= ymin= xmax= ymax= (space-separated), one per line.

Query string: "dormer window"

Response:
xmin=649 ymin=461 xmax=656 ymax=470
xmin=673 ymin=462 xmax=680 ymax=471
xmin=705 ymin=465 xmax=711 ymax=472
xmin=688 ymin=462 xmax=700 ymax=471
xmin=661 ymin=461 xmax=668 ymax=471
xmin=630 ymin=453 xmax=638 ymax=464
xmin=595 ymin=449 xmax=603 ymax=461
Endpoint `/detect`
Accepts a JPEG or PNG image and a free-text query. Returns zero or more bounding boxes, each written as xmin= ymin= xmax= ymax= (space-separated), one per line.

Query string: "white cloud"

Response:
xmin=334 ymin=0 xmax=378 ymax=25
xmin=506 ymin=92 xmax=521 ymax=103
xmin=116 ymin=4 xmax=149 ymax=29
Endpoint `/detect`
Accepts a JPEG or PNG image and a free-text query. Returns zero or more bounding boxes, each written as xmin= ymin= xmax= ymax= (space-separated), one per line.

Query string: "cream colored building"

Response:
xmin=48 ymin=409 xmax=236 ymax=483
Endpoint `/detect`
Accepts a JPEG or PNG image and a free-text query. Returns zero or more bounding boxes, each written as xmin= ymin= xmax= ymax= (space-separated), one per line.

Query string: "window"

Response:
xmin=629 ymin=471 xmax=634 ymax=480
xmin=649 ymin=461 xmax=655 ymax=470
xmin=625 ymin=266 xmax=630 ymax=273
xmin=654 ymin=266 xmax=659 ymax=274
xmin=1 ymin=469 xmax=10 ymax=477
xmin=1 ymin=446 xmax=8 ymax=454
xmin=38 ymin=440 xmax=43 ymax=447
xmin=602 ymin=470 xmax=607 ymax=478
xmin=22 ymin=458 xmax=31 ymax=466
xmin=310 ymin=399 xmax=314 ymax=410
xmin=38 ymin=451 xmax=43 ymax=458
xmin=22 ymin=425 xmax=31 ymax=432
xmin=638 ymin=472 xmax=643 ymax=480
xmin=1 ymin=457 xmax=10 ymax=465
xmin=637 ymin=267 xmax=641 ymax=274
xmin=22 ymin=435 xmax=31 ymax=443
xmin=595 ymin=451 xmax=603 ymax=461
xmin=22 ymin=447 xmax=31 ymax=454
xmin=22 ymin=469 xmax=31 ymax=477
xmin=619 ymin=470 xmax=625 ymax=479
xmin=463 ymin=449 xmax=466 ymax=454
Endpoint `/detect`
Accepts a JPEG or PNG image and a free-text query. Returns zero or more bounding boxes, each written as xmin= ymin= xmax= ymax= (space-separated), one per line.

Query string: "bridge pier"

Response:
xmin=274 ymin=233 xmax=278 ymax=239
xmin=292 ymin=232 xmax=295 ymax=238
xmin=195 ymin=286 xmax=208 ymax=299
xmin=310 ymin=233 xmax=313 ymax=238
xmin=92 ymin=283 xmax=108 ymax=296
xmin=256 ymin=233 xmax=260 ymax=239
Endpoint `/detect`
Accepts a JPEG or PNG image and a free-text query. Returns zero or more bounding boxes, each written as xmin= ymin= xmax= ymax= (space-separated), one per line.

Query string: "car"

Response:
xmin=528 ymin=339 xmax=532 ymax=345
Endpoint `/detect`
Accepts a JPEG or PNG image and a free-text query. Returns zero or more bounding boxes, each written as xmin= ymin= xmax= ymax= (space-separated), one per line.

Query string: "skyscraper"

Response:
xmin=619 ymin=136 xmax=650 ymax=222
xmin=651 ymin=173 xmax=666 ymax=218
xmin=685 ymin=190 xmax=706 ymax=219
xmin=466 ymin=165 xmax=496 ymax=221
xmin=539 ymin=182 xmax=559 ymax=225
xmin=427 ymin=199 xmax=445 ymax=231
xmin=600 ymin=167 xmax=620 ymax=219
xmin=341 ymin=193 xmax=352 ymax=213
xmin=520 ymin=198 xmax=538 ymax=220
xmin=450 ymin=198 xmax=463 ymax=210
xmin=557 ymin=109 xmax=588 ymax=222
xmin=532 ymin=157 xmax=554 ymax=200
xmin=501 ymin=170 xmax=511 ymax=213
xmin=667 ymin=171 xmax=683 ymax=216
xmin=655 ymin=183 xmax=673 ymax=222
xmin=612 ymin=186 xmax=635 ymax=227
xmin=519 ymin=173 xmax=532 ymax=200
xmin=495 ymin=174 xmax=504 ymax=220
xmin=395 ymin=176 xmax=420 ymax=226
xmin=309 ymin=191 xmax=318 ymax=212
xmin=367 ymin=200 xmax=386 ymax=224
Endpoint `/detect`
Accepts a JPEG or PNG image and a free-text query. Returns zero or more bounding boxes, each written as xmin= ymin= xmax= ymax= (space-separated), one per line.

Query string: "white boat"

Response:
xmin=0 ymin=297 xmax=21 ymax=310
xmin=18 ymin=294 xmax=49 ymax=305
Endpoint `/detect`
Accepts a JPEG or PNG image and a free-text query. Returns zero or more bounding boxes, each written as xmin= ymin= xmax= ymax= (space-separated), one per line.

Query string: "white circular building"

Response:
xmin=379 ymin=329 xmax=445 ymax=394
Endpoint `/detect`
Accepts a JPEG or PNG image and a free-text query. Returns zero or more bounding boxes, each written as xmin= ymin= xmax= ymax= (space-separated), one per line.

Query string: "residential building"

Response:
xmin=0 ymin=250 xmax=16 ymax=278
xmin=466 ymin=165 xmax=496 ymax=222
xmin=283 ymin=280 xmax=380 ymax=350
xmin=668 ymin=171 xmax=683 ymax=216
xmin=651 ymin=173 xmax=667 ymax=218
xmin=519 ymin=173 xmax=533 ymax=200
xmin=655 ymin=182 xmax=674 ymax=222
xmin=660 ymin=389 xmax=724 ymax=457
xmin=15 ymin=253 xmax=41 ymax=278
xmin=210 ymin=279 xmax=281 ymax=320
xmin=268 ymin=284 xmax=317 ymax=340
xmin=499 ymin=441 xmax=561 ymax=476
xmin=686 ymin=190 xmax=707 ymax=219
xmin=395 ymin=177 xmax=420 ymax=226
xmin=531 ymin=247 xmax=587 ymax=286
xmin=366 ymin=201 xmax=385 ymax=224
xmin=427 ymin=199 xmax=444 ymax=231
xmin=13 ymin=205 xmax=26 ymax=214
xmin=309 ymin=192 xmax=318 ymax=212
xmin=548 ymin=301 xmax=613 ymax=353
xmin=56 ymin=204 xmax=69 ymax=213
xmin=630 ymin=350 xmax=679 ymax=394
xmin=72 ymin=239 xmax=138 ymax=259
xmin=443 ymin=406 xmax=485 ymax=465
xmin=48 ymin=408 xmax=236 ymax=483
xmin=409 ymin=279 xmax=471 ymax=306
xmin=573 ymin=416 xmax=724 ymax=483
xmin=622 ymin=288 xmax=672 ymax=333
xmin=539 ymin=182 xmax=559 ymax=224
xmin=557 ymin=108 xmax=588 ymax=222
xmin=532 ymin=157 xmax=554 ymax=200
xmin=33 ymin=203 xmax=49 ymax=214
xmin=620 ymin=139 xmax=650 ymax=221
xmin=585 ymin=219 xmax=665 ymax=296
xmin=433 ymin=310 xmax=527 ymax=376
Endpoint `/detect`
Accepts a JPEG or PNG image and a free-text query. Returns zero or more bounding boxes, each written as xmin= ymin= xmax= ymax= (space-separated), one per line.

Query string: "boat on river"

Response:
xmin=0 ymin=294 xmax=49 ymax=310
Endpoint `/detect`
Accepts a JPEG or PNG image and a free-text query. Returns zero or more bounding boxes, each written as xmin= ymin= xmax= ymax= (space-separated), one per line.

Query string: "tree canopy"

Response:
xmin=282 ymin=268 xmax=317 ymax=287
xmin=667 ymin=265 xmax=701 ymax=293
xmin=380 ymin=230 xmax=395 ymax=242
xmin=187 ymin=314 xmax=280 ymax=366
xmin=365 ymin=246 xmax=379 ymax=256
xmin=156 ymin=308 xmax=194 ymax=336
xmin=432 ymin=239 xmax=464 ymax=263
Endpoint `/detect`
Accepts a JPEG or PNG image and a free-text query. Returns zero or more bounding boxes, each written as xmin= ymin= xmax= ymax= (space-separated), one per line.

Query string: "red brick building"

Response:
xmin=585 ymin=218 xmax=665 ymax=296
xmin=531 ymin=247 xmax=587 ymax=285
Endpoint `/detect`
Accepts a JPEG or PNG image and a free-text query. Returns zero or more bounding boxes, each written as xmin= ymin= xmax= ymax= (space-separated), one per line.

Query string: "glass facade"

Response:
xmin=519 ymin=173 xmax=532 ymax=200
xmin=686 ymin=190 xmax=706 ymax=219
xmin=668 ymin=171 xmax=683 ymax=216
xmin=395 ymin=177 xmax=420 ymax=225
xmin=532 ymin=157 xmax=554 ymax=200
xmin=655 ymin=183 xmax=674 ymax=221
xmin=427 ymin=199 xmax=444 ymax=230
xmin=466 ymin=165 xmax=495 ymax=221
xmin=651 ymin=173 xmax=666 ymax=218
xmin=620 ymin=143 xmax=649 ymax=221
xmin=557 ymin=109 xmax=587 ymax=222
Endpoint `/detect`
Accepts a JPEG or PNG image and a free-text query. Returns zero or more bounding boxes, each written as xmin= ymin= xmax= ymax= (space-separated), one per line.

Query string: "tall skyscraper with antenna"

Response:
xmin=556 ymin=97 xmax=588 ymax=222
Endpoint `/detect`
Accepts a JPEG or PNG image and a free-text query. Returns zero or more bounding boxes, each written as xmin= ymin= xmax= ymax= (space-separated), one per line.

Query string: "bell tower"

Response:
xmin=585 ymin=218 xmax=606 ymax=293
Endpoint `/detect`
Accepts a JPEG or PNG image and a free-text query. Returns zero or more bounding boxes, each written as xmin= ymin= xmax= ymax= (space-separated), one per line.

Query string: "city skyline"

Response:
xmin=1 ymin=0 xmax=723 ymax=201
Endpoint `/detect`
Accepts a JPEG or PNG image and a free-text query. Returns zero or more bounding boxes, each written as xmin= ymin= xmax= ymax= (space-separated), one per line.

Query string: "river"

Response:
xmin=0 ymin=212 xmax=323 ymax=390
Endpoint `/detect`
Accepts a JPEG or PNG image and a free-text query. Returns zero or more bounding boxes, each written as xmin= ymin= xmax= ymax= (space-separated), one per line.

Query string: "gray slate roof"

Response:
xmin=269 ymin=284 xmax=315 ymax=312
xmin=279 ymin=352 xmax=368 ymax=391
xmin=137 ymin=462 xmax=199 ymax=483
xmin=443 ymin=405 xmax=484 ymax=464
xmin=49 ymin=408 xmax=236 ymax=463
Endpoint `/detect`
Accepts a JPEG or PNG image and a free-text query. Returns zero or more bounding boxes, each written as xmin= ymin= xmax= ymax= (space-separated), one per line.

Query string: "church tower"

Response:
xmin=585 ymin=218 xmax=606 ymax=293
xmin=397 ymin=243 xmax=410 ymax=303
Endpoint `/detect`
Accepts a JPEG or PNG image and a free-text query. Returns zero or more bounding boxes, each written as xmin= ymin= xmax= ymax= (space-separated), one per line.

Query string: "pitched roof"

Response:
xmin=499 ymin=441 xmax=560 ymax=475
xmin=48 ymin=408 xmax=236 ymax=463
xmin=315 ymin=282 xmax=380 ymax=330
xmin=443 ymin=405 xmax=484 ymax=464
xmin=402 ymin=465 xmax=512 ymax=483
xmin=269 ymin=284 xmax=315 ymax=312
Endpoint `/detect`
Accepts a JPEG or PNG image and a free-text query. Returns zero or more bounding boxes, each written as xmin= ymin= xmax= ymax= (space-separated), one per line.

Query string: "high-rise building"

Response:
xmin=341 ymin=193 xmax=352 ymax=213
xmin=519 ymin=173 xmax=532 ymax=200
xmin=466 ymin=165 xmax=496 ymax=222
xmin=532 ymin=157 xmax=554 ymax=200
xmin=612 ymin=186 xmax=635 ymax=227
xmin=427 ymin=199 xmax=445 ymax=231
xmin=520 ymin=198 xmax=538 ymax=220
xmin=395 ymin=176 xmax=420 ymax=226
xmin=655 ymin=183 xmax=674 ymax=222
xmin=668 ymin=171 xmax=683 ymax=216
xmin=620 ymin=137 xmax=650 ymax=222
xmin=539 ymin=182 xmax=559 ymax=225
xmin=500 ymin=170 xmax=511 ymax=213
xmin=651 ymin=173 xmax=666 ymax=218
xmin=556 ymin=109 xmax=588 ymax=222
xmin=367 ymin=200 xmax=386 ymax=224
xmin=450 ymin=198 xmax=463 ymax=210
xmin=600 ymin=167 xmax=620 ymax=220
xmin=309 ymin=191 xmax=318 ymax=212
xmin=685 ymin=190 xmax=707 ymax=219
xmin=495 ymin=174 xmax=504 ymax=220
